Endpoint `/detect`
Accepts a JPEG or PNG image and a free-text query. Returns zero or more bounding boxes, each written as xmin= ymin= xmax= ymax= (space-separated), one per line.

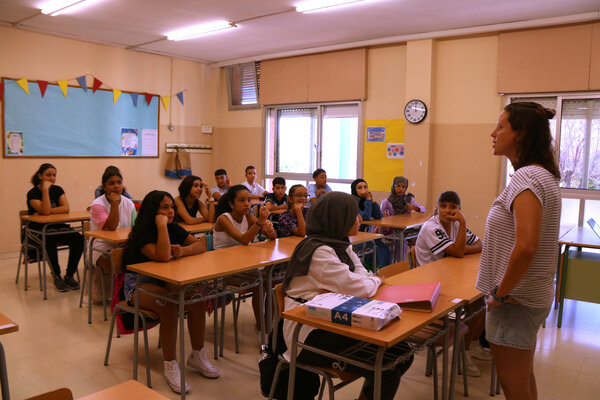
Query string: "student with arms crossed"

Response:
xmin=307 ymin=168 xmax=332 ymax=204
xmin=27 ymin=163 xmax=84 ymax=292
xmin=241 ymin=165 xmax=268 ymax=199
xmin=381 ymin=176 xmax=426 ymax=216
xmin=211 ymin=168 xmax=230 ymax=201
xmin=173 ymin=175 xmax=214 ymax=224
xmin=123 ymin=190 xmax=218 ymax=394
xmin=278 ymin=184 xmax=309 ymax=238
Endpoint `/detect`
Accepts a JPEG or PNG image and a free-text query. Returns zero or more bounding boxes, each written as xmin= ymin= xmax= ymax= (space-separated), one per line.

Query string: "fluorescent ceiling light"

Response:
xmin=295 ymin=0 xmax=376 ymax=14
xmin=166 ymin=21 xmax=237 ymax=41
xmin=40 ymin=0 xmax=99 ymax=16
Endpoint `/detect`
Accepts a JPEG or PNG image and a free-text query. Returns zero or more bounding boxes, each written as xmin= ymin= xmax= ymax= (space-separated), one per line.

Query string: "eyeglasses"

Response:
xmin=293 ymin=194 xmax=310 ymax=198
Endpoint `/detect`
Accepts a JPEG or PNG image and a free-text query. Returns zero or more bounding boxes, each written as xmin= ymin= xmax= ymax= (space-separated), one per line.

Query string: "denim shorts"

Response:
xmin=485 ymin=302 xmax=550 ymax=350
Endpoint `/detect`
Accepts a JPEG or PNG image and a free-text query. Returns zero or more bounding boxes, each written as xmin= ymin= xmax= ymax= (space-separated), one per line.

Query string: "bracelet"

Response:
xmin=491 ymin=285 xmax=509 ymax=304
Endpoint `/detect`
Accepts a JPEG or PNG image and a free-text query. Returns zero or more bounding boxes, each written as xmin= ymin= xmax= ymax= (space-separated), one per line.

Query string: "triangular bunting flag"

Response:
xmin=37 ymin=80 xmax=48 ymax=98
xmin=0 ymin=82 xmax=4 ymax=102
xmin=176 ymin=91 xmax=184 ymax=105
xmin=130 ymin=92 xmax=139 ymax=107
xmin=113 ymin=89 xmax=121 ymax=104
xmin=16 ymin=78 xmax=29 ymax=95
xmin=92 ymin=77 xmax=102 ymax=93
xmin=76 ymin=75 xmax=87 ymax=92
xmin=57 ymin=80 xmax=68 ymax=97
xmin=161 ymin=96 xmax=169 ymax=111
xmin=145 ymin=93 xmax=153 ymax=105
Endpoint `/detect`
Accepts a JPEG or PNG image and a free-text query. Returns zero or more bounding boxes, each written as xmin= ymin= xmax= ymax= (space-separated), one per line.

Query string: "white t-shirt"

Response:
xmin=415 ymin=215 xmax=479 ymax=267
xmin=242 ymin=181 xmax=266 ymax=195
xmin=211 ymin=185 xmax=228 ymax=196
xmin=476 ymin=166 xmax=560 ymax=308
xmin=212 ymin=213 xmax=250 ymax=250
xmin=89 ymin=195 xmax=136 ymax=263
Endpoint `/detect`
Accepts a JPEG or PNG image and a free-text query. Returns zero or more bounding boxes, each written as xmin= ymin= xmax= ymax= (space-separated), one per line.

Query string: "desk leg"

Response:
xmin=178 ymin=288 xmax=186 ymax=400
xmin=448 ymin=306 xmax=463 ymax=400
xmin=555 ymin=244 xmax=562 ymax=310
xmin=398 ymin=229 xmax=405 ymax=262
xmin=42 ymin=226 xmax=48 ymax=300
xmin=373 ymin=346 xmax=385 ymax=400
xmin=0 ymin=341 xmax=10 ymax=400
xmin=258 ymin=269 xmax=266 ymax=345
xmin=133 ymin=275 xmax=141 ymax=380
xmin=287 ymin=324 xmax=301 ymax=400
xmin=88 ymin=238 xmax=95 ymax=323
xmin=266 ymin=266 xmax=273 ymax=334
xmin=557 ymin=245 xmax=569 ymax=328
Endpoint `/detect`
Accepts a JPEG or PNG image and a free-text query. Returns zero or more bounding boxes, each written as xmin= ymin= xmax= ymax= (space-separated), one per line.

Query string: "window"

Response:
xmin=226 ymin=62 xmax=260 ymax=110
xmin=504 ymin=93 xmax=600 ymax=226
xmin=265 ymin=102 xmax=361 ymax=192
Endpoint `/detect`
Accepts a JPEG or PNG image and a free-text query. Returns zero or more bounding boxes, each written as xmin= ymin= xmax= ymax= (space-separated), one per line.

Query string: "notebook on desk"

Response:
xmin=587 ymin=218 xmax=600 ymax=239
xmin=373 ymin=282 xmax=442 ymax=312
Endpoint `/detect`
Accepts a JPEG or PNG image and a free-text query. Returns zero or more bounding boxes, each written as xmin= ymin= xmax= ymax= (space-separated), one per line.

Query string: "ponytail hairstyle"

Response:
xmin=215 ymin=184 xmax=250 ymax=219
xmin=31 ymin=163 xmax=56 ymax=186
xmin=504 ymin=102 xmax=560 ymax=179
xmin=101 ymin=166 xmax=123 ymax=186
xmin=178 ymin=175 xmax=202 ymax=199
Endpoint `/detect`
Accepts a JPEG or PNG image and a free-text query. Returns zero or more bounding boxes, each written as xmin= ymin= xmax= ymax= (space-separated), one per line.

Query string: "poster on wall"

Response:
xmin=366 ymin=126 xmax=386 ymax=142
xmin=141 ymin=129 xmax=158 ymax=156
xmin=386 ymin=143 xmax=404 ymax=159
xmin=121 ymin=128 xmax=138 ymax=156
xmin=6 ymin=131 xmax=24 ymax=155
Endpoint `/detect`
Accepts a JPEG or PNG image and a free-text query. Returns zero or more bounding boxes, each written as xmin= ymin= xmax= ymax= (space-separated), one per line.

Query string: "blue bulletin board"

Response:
xmin=2 ymin=78 xmax=159 ymax=157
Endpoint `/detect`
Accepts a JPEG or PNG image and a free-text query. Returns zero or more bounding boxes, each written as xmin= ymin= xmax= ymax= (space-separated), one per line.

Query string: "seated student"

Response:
xmin=264 ymin=177 xmax=287 ymax=223
xmin=26 ymin=163 xmax=84 ymax=292
xmin=278 ymin=184 xmax=308 ymax=238
xmin=123 ymin=191 xmax=219 ymax=394
xmin=351 ymin=179 xmax=392 ymax=269
xmin=282 ymin=192 xmax=413 ymax=400
xmin=213 ymin=185 xmax=277 ymax=332
xmin=211 ymin=168 xmax=230 ymax=201
xmin=241 ymin=165 xmax=268 ymax=199
xmin=307 ymin=168 xmax=332 ymax=204
xmin=381 ymin=176 xmax=426 ymax=216
xmin=173 ymin=175 xmax=214 ymax=224
xmin=94 ymin=166 xmax=133 ymax=199
xmin=415 ymin=190 xmax=484 ymax=376
xmin=89 ymin=166 xmax=137 ymax=303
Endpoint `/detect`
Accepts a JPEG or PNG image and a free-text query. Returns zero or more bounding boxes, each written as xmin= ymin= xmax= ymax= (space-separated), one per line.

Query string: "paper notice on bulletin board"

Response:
xmin=366 ymin=127 xmax=385 ymax=142
xmin=6 ymin=131 xmax=23 ymax=155
xmin=141 ymin=129 xmax=158 ymax=156
xmin=364 ymin=119 xmax=405 ymax=192
xmin=121 ymin=128 xmax=138 ymax=156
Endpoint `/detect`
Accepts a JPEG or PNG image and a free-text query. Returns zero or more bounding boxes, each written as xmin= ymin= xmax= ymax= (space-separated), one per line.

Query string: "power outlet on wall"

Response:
xmin=202 ymin=125 xmax=213 ymax=134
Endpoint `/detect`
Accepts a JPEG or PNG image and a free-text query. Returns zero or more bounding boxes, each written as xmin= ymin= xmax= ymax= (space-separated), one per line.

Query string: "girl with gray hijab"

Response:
xmin=381 ymin=176 xmax=426 ymax=216
xmin=282 ymin=192 xmax=413 ymax=400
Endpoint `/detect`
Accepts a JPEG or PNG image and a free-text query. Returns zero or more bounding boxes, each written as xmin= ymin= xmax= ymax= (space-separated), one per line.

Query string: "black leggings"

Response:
xmin=297 ymin=329 xmax=414 ymax=400
xmin=44 ymin=231 xmax=84 ymax=278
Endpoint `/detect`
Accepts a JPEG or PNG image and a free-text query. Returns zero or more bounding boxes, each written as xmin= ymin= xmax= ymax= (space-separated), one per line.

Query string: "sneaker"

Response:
xmin=463 ymin=351 xmax=481 ymax=377
xmin=53 ymin=276 xmax=68 ymax=292
xmin=186 ymin=348 xmax=220 ymax=379
xmin=470 ymin=343 xmax=493 ymax=361
xmin=164 ymin=360 xmax=190 ymax=394
xmin=64 ymin=275 xmax=80 ymax=290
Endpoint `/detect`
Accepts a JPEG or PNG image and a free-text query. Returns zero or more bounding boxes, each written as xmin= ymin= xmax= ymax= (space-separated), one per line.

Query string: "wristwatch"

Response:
xmin=491 ymin=285 xmax=509 ymax=304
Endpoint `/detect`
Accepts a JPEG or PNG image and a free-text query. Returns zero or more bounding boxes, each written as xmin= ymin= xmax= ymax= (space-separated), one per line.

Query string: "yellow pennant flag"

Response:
xmin=161 ymin=96 xmax=170 ymax=111
xmin=113 ymin=89 xmax=122 ymax=104
xmin=57 ymin=80 xmax=68 ymax=97
xmin=16 ymin=78 xmax=29 ymax=95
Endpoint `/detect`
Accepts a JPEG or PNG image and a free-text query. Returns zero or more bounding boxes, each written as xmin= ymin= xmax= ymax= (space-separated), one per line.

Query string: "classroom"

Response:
xmin=1 ymin=1 xmax=599 ymax=399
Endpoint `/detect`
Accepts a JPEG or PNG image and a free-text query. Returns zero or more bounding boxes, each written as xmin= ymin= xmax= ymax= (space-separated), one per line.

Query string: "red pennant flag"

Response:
xmin=37 ymin=80 xmax=48 ymax=98
xmin=92 ymin=77 xmax=103 ymax=93
xmin=144 ymin=93 xmax=153 ymax=105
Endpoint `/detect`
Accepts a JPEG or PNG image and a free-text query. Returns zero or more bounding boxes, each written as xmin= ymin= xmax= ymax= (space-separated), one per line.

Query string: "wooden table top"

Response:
xmin=79 ymin=380 xmax=169 ymax=400
xmin=22 ymin=211 xmax=90 ymax=224
xmin=384 ymin=253 xmax=483 ymax=303
xmin=178 ymin=222 xmax=213 ymax=234
xmin=0 ymin=312 xmax=18 ymax=335
xmin=361 ymin=213 xmax=431 ymax=229
xmin=559 ymin=226 xmax=600 ymax=249
xmin=85 ymin=227 xmax=131 ymax=243
xmin=283 ymin=294 xmax=464 ymax=348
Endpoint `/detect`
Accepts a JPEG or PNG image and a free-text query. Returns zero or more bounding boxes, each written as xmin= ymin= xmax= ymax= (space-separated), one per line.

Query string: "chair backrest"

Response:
xmin=111 ymin=247 xmax=125 ymax=275
xmin=407 ymin=245 xmax=417 ymax=269
xmin=83 ymin=220 xmax=90 ymax=232
xmin=26 ymin=388 xmax=73 ymax=400
xmin=275 ymin=283 xmax=285 ymax=320
xmin=377 ymin=261 xmax=409 ymax=278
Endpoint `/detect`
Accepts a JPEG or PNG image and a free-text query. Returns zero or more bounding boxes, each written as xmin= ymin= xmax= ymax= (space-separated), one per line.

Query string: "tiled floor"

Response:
xmin=1 ymin=254 xmax=599 ymax=399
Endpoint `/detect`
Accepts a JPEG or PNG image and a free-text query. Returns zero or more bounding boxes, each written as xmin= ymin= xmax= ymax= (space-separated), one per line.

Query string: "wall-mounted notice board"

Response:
xmin=2 ymin=78 xmax=159 ymax=157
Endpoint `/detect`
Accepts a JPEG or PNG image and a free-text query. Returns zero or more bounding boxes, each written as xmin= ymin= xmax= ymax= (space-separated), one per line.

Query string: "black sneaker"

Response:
xmin=54 ymin=276 xmax=68 ymax=292
xmin=64 ymin=275 xmax=80 ymax=290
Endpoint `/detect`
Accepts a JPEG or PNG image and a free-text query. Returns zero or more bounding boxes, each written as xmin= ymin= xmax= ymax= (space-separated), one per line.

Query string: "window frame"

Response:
xmin=226 ymin=62 xmax=261 ymax=111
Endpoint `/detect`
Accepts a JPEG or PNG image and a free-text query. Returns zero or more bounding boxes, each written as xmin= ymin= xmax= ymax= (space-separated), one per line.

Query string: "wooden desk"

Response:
xmin=22 ymin=211 xmax=90 ymax=300
xmin=79 ymin=380 xmax=169 ymax=400
xmin=557 ymin=226 xmax=600 ymax=327
xmin=178 ymin=222 xmax=213 ymax=235
xmin=0 ymin=313 xmax=18 ymax=400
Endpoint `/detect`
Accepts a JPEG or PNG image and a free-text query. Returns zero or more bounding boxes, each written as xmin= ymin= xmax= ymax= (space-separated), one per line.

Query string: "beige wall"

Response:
xmin=0 ymin=26 xmax=215 ymax=254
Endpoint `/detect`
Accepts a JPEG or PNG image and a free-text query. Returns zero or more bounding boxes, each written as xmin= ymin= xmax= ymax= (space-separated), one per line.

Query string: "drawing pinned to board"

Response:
xmin=6 ymin=131 xmax=23 ymax=155
xmin=121 ymin=128 xmax=138 ymax=156
xmin=366 ymin=126 xmax=386 ymax=142
xmin=387 ymin=142 xmax=404 ymax=159
xmin=141 ymin=129 xmax=158 ymax=156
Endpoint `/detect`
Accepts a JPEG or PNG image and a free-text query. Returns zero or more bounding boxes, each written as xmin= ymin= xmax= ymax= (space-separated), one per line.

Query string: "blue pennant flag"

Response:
xmin=130 ymin=92 xmax=139 ymax=107
xmin=76 ymin=75 xmax=87 ymax=92
xmin=176 ymin=91 xmax=184 ymax=105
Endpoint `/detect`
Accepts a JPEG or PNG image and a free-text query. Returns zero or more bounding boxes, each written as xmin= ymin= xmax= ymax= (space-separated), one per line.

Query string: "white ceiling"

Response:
xmin=1 ymin=0 xmax=599 ymax=65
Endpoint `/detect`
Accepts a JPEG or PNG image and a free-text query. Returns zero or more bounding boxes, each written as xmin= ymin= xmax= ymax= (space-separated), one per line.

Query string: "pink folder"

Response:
xmin=373 ymin=282 xmax=442 ymax=312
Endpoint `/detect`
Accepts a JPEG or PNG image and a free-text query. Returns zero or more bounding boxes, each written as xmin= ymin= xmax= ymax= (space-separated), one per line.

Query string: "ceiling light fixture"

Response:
xmin=40 ymin=0 xmax=97 ymax=16
xmin=295 ymin=0 xmax=376 ymax=14
xmin=166 ymin=21 xmax=237 ymax=41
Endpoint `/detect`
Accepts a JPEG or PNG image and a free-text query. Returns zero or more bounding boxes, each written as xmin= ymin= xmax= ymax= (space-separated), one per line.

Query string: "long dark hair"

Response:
xmin=504 ymin=102 xmax=560 ymax=179
xmin=215 ymin=184 xmax=249 ymax=218
xmin=31 ymin=163 xmax=56 ymax=186
xmin=287 ymin=184 xmax=305 ymax=211
xmin=126 ymin=190 xmax=174 ymax=255
xmin=178 ymin=175 xmax=202 ymax=199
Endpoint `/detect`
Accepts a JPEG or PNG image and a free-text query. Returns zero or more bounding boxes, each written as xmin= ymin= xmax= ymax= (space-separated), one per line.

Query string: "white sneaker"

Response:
xmin=164 ymin=360 xmax=190 ymax=394
xmin=470 ymin=343 xmax=493 ymax=361
xmin=187 ymin=348 xmax=220 ymax=379
xmin=463 ymin=351 xmax=481 ymax=377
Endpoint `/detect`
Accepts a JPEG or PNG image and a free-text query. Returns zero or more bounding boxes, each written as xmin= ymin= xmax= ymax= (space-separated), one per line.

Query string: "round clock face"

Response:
xmin=404 ymin=100 xmax=427 ymax=124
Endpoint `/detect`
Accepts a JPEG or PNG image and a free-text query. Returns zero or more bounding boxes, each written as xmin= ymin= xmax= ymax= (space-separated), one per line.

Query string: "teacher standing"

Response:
xmin=476 ymin=102 xmax=560 ymax=400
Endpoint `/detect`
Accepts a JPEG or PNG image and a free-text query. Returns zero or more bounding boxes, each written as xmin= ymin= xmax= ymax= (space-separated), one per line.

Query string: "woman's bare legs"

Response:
xmin=490 ymin=342 xmax=537 ymax=400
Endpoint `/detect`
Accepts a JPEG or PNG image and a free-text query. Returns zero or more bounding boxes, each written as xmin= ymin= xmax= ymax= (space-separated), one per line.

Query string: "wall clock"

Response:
xmin=404 ymin=99 xmax=427 ymax=124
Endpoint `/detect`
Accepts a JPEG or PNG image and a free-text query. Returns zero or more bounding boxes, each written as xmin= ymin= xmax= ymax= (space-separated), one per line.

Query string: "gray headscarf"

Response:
xmin=387 ymin=176 xmax=414 ymax=215
xmin=282 ymin=192 xmax=358 ymax=290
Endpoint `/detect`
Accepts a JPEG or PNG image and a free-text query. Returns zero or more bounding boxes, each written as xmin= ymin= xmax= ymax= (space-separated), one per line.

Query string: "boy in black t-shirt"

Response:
xmin=264 ymin=177 xmax=287 ymax=224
